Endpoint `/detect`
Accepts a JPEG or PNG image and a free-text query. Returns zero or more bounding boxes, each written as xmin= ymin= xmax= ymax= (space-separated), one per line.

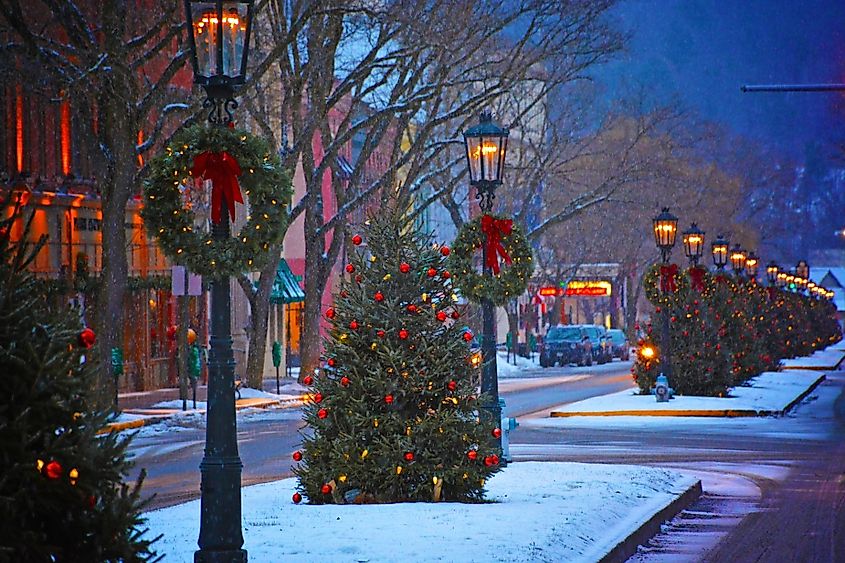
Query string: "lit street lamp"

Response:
xmin=463 ymin=111 xmax=508 ymax=453
xmin=652 ymin=207 xmax=678 ymax=382
xmin=682 ymin=223 xmax=705 ymax=266
xmin=730 ymin=244 xmax=747 ymax=276
xmin=711 ymin=235 xmax=729 ymax=270
xmin=766 ymin=261 xmax=779 ymax=286
xmin=184 ymin=1 xmax=254 ymax=561
xmin=745 ymin=251 xmax=759 ymax=280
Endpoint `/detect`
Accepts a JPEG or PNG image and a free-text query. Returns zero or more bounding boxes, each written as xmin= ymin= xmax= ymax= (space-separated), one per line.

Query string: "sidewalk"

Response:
xmin=102 ymin=374 xmax=307 ymax=434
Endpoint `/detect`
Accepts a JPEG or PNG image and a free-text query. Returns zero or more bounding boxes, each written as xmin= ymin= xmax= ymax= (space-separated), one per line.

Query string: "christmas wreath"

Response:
xmin=447 ymin=214 xmax=533 ymax=305
xmin=142 ymin=125 xmax=291 ymax=278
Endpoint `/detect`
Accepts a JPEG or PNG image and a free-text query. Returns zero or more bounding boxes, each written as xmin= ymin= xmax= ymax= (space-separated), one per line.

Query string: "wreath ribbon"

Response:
xmin=481 ymin=214 xmax=513 ymax=275
xmin=659 ymin=264 xmax=678 ymax=293
xmin=191 ymin=151 xmax=244 ymax=223
xmin=688 ymin=266 xmax=706 ymax=292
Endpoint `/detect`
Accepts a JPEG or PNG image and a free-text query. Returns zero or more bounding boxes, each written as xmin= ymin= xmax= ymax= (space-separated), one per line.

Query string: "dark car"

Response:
xmin=606 ymin=328 xmax=630 ymax=361
xmin=540 ymin=325 xmax=590 ymax=367
xmin=579 ymin=324 xmax=612 ymax=365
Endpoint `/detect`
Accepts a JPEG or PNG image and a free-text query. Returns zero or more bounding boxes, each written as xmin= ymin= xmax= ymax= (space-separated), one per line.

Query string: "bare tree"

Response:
xmin=0 ymin=1 xmax=192 ymax=391
xmin=234 ymin=0 xmax=622 ymax=382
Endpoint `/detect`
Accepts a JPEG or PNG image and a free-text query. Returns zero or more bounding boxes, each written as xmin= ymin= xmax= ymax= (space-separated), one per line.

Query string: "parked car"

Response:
xmin=606 ymin=329 xmax=630 ymax=361
xmin=580 ymin=324 xmax=612 ymax=364
xmin=540 ymin=325 xmax=588 ymax=367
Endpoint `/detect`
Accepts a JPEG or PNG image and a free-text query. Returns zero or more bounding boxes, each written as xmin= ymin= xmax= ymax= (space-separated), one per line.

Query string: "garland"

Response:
xmin=447 ymin=214 xmax=533 ymax=305
xmin=142 ymin=125 xmax=291 ymax=278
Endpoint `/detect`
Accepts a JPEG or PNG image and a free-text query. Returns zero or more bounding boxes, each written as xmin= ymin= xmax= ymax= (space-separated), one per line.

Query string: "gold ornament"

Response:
xmin=396 ymin=465 xmax=403 ymax=475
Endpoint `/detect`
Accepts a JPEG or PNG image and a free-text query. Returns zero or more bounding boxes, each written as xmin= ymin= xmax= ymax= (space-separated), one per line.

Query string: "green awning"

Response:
xmin=270 ymin=259 xmax=305 ymax=304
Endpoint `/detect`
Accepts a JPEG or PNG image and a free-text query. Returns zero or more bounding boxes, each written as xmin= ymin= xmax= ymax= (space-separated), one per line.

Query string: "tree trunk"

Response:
xmin=506 ymin=305 xmax=519 ymax=364
xmin=299 ymin=204 xmax=329 ymax=384
xmin=242 ymin=253 xmax=279 ymax=389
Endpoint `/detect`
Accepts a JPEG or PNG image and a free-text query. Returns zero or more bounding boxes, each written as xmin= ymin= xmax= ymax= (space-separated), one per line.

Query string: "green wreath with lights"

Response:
xmin=447 ymin=214 xmax=533 ymax=305
xmin=142 ymin=125 xmax=291 ymax=278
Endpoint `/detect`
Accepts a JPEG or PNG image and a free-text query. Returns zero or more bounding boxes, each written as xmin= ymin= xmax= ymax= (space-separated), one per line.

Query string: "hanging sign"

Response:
xmin=564 ymin=280 xmax=612 ymax=297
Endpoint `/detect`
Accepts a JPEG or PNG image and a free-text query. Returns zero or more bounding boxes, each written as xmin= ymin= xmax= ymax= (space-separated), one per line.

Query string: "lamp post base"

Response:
xmin=194 ymin=549 xmax=247 ymax=563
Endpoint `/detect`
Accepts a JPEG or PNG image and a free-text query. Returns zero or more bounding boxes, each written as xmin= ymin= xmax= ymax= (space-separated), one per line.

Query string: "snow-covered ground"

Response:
xmin=781 ymin=348 xmax=845 ymax=369
xmin=143 ymin=461 xmax=698 ymax=563
xmin=549 ymin=370 xmax=824 ymax=416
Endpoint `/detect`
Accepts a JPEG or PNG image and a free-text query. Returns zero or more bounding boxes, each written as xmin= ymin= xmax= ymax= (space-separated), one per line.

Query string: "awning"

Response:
xmin=270 ymin=259 xmax=305 ymax=304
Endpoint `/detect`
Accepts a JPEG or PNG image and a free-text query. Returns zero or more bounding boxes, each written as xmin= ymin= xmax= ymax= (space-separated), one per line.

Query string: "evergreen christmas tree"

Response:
xmin=0 ymin=199 xmax=157 ymax=562
xmin=294 ymin=205 xmax=501 ymax=504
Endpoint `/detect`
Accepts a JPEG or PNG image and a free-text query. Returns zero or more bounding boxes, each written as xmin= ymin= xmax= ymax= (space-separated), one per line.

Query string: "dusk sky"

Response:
xmin=601 ymin=0 xmax=845 ymax=159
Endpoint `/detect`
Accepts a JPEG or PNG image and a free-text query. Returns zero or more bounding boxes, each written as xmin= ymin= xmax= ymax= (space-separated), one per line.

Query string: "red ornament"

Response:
xmin=447 ymin=380 xmax=457 ymax=391
xmin=355 ymin=275 xmax=362 ymax=283
xmin=463 ymin=331 xmax=473 ymax=342
xmin=321 ymin=484 xmax=332 ymax=495
xmin=377 ymin=330 xmax=386 ymax=338
xmin=317 ymin=408 xmax=328 ymax=419
xmin=398 ymin=329 xmax=409 ymax=340
xmin=427 ymin=268 xmax=437 ymax=278
xmin=314 ymin=393 xmax=323 ymax=403
xmin=292 ymin=492 xmax=302 ymax=503
xmin=346 ymin=264 xmax=355 ymax=273
xmin=349 ymin=320 xmax=359 ymax=330
xmin=292 ymin=451 xmax=303 ymax=462
xmin=399 ymin=262 xmax=410 ymax=273
xmin=440 ymin=246 xmax=451 ymax=256
xmin=341 ymin=290 xmax=349 ymax=298
xmin=467 ymin=450 xmax=478 ymax=461
xmin=352 ymin=234 xmax=363 ymax=245
xmin=384 ymin=395 xmax=394 ymax=405
xmin=303 ymin=375 xmax=314 ymax=386
xmin=45 ymin=460 xmax=62 ymax=480
xmin=491 ymin=454 xmax=500 ymax=465
xmin=442 ymin=270 xmax=451 ymax=279
xmin=407 ymin=304 xmax=417 ymax=313
xmin=451 ymin=311 xmax=460 ymax=320
xmin=374 ymin=291 xmax=384 ymax=302
xmin=327 ymin=358 xmax=337 ymax=368
xmin=492 ymin=428 xmax=502 ymax=439
xmin=404 ymin=452 xmax=415 ymax=462
xmin=436 ymin=311 xmax=447 ymax=322
xmin=325 ymin=308 xmax=336 ymax=319
xmin=79 ymin=327 xmax=96 ymax=349
xmin=340 ymin=376 xmax=350 ymax=387
xmin=484 ymin=455 xmax=496 ymax=467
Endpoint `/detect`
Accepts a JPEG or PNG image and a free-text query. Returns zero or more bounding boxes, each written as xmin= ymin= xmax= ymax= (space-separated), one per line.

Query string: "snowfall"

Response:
xmin=140 ymin=345 xmax=844 ymax=562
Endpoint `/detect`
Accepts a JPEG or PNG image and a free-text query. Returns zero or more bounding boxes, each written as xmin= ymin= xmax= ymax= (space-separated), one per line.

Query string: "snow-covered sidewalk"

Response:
xmin=549 ymin=369 xmax=826 ymax=417
xmin=780 ymin=347 xmax=845 ymax=370
xmin=143 ymin=461 xmax=700 ymax=563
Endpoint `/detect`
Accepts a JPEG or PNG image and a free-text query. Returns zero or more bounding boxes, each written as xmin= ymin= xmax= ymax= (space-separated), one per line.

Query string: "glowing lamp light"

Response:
xmin=729 ymin=244 xmax=747 ymax=275
xmin=766 ymin=261 xmax=779 ymax=285
xmin=711 ymin=235 xmax=729 ymax=270
xmin=652 ymin=208 xmax=678 ymax=263
xmin=639 ymin=345 xmax=656 ymax=360
xmin=776 ymin=271 xmax=787 ymax=288
xmin=463 ymin=111 xmax=508 ymax=188
xmin=682 ymin=223 xmax=705 ymax=265
xmin=744 ymin=251 xmax=759 ymax=279
xmin=185 ymin=1 xmax=254 ymax=97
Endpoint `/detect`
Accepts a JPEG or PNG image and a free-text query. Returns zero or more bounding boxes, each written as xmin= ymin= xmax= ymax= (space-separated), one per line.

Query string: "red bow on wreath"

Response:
xmin=688 ymin=266 xmax=706 ymax=292
xmin=191 ymin=151 xmax=244 ymax=224
xmin=659 ymin=263 xmax=678 ymax=294
xmin=480 ymin=214 xmax=513 ymax=275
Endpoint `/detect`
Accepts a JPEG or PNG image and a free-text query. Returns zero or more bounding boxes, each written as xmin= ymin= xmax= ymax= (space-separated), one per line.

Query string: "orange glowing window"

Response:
xmin=15 ymin=85 xmax=23 ymax=172
xmin=137 ymin=130 xmax=144 ymax=166
xmin=60 ymin=99 xmax=71 ymax=175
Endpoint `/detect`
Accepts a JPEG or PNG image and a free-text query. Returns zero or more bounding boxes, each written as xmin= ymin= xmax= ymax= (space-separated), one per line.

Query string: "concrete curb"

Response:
xmin=599 ymin=479 xmax=703 ymax=563
xmin=99 ymin=397 xmax=303 ymax=434
xmin=551 ymin=373 xmax=827 ymax=419
xmin=782 ymin=351 xmax=845 ymax=371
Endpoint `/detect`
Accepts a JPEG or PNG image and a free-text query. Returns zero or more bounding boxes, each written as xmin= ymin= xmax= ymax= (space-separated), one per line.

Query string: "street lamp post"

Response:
xmin=682 ymin=223 xmax=705 ymax=266
xmin=652 ymin=207 xmax=678 ymax=381
xmin=184 ymin=2 xmax=254 ymax=561
xmin=711 ymin=235 xmax=729 ymax=270
xmin=462 ymin=111 xmax=508 ymax=452
xmin=730 ymin=244 xmax=747 ymax=277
